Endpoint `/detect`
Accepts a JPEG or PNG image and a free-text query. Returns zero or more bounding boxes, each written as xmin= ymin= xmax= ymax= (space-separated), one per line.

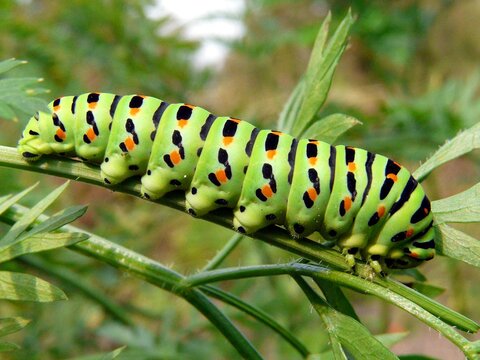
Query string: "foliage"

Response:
xmin=0 ymin=10 xmax=480 ymax=359
xmin=0 ymin=0 xmax=207 ymax=101
xmin=0 ymin=180 xmax=88 ymax=353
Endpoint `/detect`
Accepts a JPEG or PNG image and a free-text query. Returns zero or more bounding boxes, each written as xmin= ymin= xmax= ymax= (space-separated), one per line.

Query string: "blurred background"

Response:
xmin=1 ymin=0 xmax=480 ymax=358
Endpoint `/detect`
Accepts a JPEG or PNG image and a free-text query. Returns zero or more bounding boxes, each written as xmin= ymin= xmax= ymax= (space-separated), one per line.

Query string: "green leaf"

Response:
xmin=18 ymin=205 xmax=87 ymax=241
xmin=0 ymin=271 xmax=66 ymax=302
xmin=291 ymin=10 xmax=354 ymax=136
xmin=277 ymin=79 xmax=306 ymax=132
xmin=0 ymin=59 xmax=26 ymax=75
xmin=432 ymin=183 xmax=480 ymax=224
xmin=202 ymin=285 xmax=309 ymax=357
xmin=0 ymin=183 xmax=38 ymax=217
xmin=65 ymin=346 xmax=126 ymax=360
xmin=0 ymin=101 xmax=16 ymax=121
xmin=0 ymin=232 xmax=88 ymax=263
xmin=278 ymin=13 xmax=331 ymax=132
xmin=0 ymin=317 xmax=30 ymax=337
xmin=300 ymin=113 xmax=362 ymax=142
xmin=0 ymin=341 xmax=20 ymax=352
xmin=0 ymin=77 xmax=43 ymax=94
xmin=313 ymin=279 xmax=360 ymax=321
xmin=0 ymin=181 xmax=69 ymax=252
xmin=410 ymin=282 xmax=445 ymax=298
xmin=435 ymin=224 xmax=480 ymax=268
xmin=391 ymin=268 xmax=427 ymax=282
xmin=0 ymin=94 xmax=49 ymax=118
xmin=294 ymin=276 xmax=397 ymax=360
xmin=376 ymin=332 xmax=409 ymax=348
xmin=414 ymin=122 xmax=480 ymax=182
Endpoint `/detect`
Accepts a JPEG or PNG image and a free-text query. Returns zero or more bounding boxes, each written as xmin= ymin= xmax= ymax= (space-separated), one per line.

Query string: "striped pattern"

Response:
xmin=18 ymin=92 xmax=435 ymax=271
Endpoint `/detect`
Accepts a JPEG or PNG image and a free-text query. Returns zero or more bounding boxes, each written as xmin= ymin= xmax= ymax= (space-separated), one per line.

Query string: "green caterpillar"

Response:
xmin=18 ymin=93 xmax=435 ymax=271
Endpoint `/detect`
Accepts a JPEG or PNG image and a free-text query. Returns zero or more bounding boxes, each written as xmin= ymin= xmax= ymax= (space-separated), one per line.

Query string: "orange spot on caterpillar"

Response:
xmin=215 ymin=169 xmax=228 ymax=183
xmin=56 ymin=128 xmax=66 ymax=140
xmin=261 ymin=184 xmax=273 ymax=198
xmin=309 ymin=140 xmax=319 ymax=145
xmin=387 ymin=173 xmax=398 ymax=182
xmin=409 ymin=251 xmax=419 ymax=259
xmin=124 ymin=137 xmax=135 ymax=151
xmin=343 ymin=196 xmax=352 ymax=211
xmin=266 ymin=150 xmax=277 ymax=159
xmin=130 ymin=108 xmax=140 ymax=116
xmin=348 ymin=162 xmax=356 ymax=172
xmin=406 ymin=228 xmax=414 ymax=238
xmin=223 ymin=137 xmax=233 ymax=146
xmin=377 ymin=205 xmax=386 ymax=217
xmin=271 ymin=131 xmax=282 ymax=135
xmin=86 ymin=127 xmax=96 ymax=141
xmin=88 ymin=102 xmax=98 ymax=110
xmin=307 ymin=187 xmax=317 ymax=201
xmin=308 ymin=157 xmax=317 ymax=166
xmin=230 ymin=118 xmax=241 ymax=123
xmin=170 ymin=150 xmax=181 ymax=165
xmin=178 ymin=120 xmax=188 ymax=128
xmin=424 ymin=207 xmax=429 ymax=214
xmin=53 ymin=105 xmax=61 ymax=112
xmin=184 ymin=104 xmax=195 ymax=109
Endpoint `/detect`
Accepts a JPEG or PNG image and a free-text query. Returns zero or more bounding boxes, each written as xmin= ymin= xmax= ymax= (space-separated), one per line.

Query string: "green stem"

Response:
xmin=19 ymin=255 xmax=134 ymax=326
xmin=183 ymin=262 xmax=479 ymax=360
xmin=201 ymin=233 xmax=245 ymax=272
xmin=0 ymin=208 xmax=261 ymax=358
xmin=0 ymin=145 xmax=477 ymax=334
xmin=0 ymin=145 xmax=348 ymax=271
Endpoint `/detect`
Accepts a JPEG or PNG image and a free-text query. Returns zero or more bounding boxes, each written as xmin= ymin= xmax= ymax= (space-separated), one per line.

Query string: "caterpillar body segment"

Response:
xmin=18 ymin=92 xmax=436 ymax=271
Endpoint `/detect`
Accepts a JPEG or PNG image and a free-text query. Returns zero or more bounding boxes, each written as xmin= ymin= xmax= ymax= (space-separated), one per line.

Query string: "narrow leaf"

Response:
xmin=295 ymin=276 xmax=397 ymax=360
xmin=0 ymin=77 xmax=43 ymax=94
xmin=410 ymin=282 xmax=445 ymax=298
xmin=202 ymin=285 xmax=309 ymax=357
xmin=414 ymin=122 xmax=480 ymax=182
xmin=0 ymin=317 xmax=30 ymax=337
xmin=0 ymin=232 xmax=88 ymax=263
xmin=0 ymin=101 xmax=16 ymax=121
xmin=0 ymin=183 xmax=38 ymax=216
xmin=66 ymin=346 xmax=127 ymax=360
xmin=300 ymin=113 xmax=362 ymax=142
xmin=278 ymin=14 xmax=331 ymax=131
xmin=0 ymin=58 xmax=26 ymax=74
xmin=0 ymin=271 xmax=66 ymax=302
xmin=432 ymin=183 xmax=480 ymax=224
xmin=313 ymin=279 xmax=360 ymax=321
xmin=0 ymin=341 xmax=20 ymax=352
xmin=19 ymin=205 xmax=88 ymax=241
xmin=435 ymin=224 xmax=480 ymax=268
xmin=0 ymin=181 xmax=69 ymax=251
xmin=304 ymin=12 xmax=332 ymax=78
xmin=292 ymin=10 xmax=354 ymax=136
xmin=376 ymin=332 xmax=409 ymax=348
xmin=277 ymin=79 xmax=306 ymax=132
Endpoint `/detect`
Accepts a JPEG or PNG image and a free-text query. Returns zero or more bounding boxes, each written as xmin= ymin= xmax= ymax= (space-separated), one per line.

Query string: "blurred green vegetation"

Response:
xmin=0 ymin=0 xmax=480 ymax=359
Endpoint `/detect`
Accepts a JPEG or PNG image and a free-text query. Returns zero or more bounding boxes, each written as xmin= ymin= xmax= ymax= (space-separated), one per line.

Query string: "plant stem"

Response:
xmin=184 ymin=262 xmax=479 ymax=360
xmin=0 ymin=145 xmax=477 ymax=334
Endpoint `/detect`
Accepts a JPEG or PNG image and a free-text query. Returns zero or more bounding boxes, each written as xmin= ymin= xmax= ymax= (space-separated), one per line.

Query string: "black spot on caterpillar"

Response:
xmin=18 ymin=92 xmax=435 ymax=271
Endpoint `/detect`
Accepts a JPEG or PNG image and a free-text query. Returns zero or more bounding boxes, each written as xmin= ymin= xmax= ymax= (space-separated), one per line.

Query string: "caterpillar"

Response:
xmin=18 ymin=93 xmax=435 ymax=271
